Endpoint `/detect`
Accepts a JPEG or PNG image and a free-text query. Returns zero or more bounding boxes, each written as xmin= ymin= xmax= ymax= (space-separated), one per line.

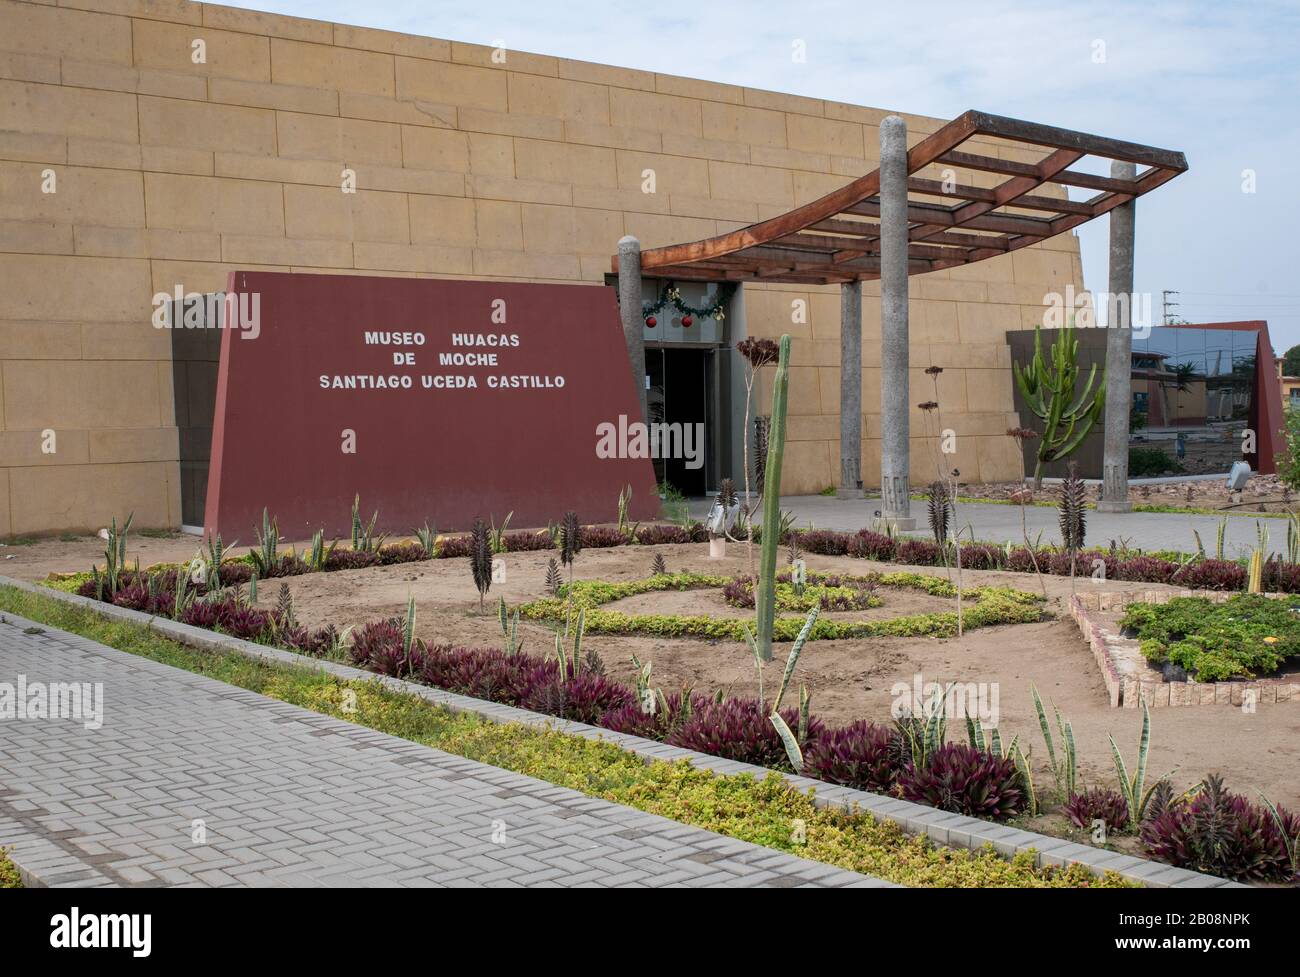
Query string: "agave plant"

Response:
xmin=1109 ymin=697 xmax=1160 ymax=829
xmin=497 ymin=596 xmax=523 ymax=655
xmin=469 ymin=518 xmax=492 ymax=612
xmin=204 ymin=532 xmax=235 ymax=588
xmin=1031 ymin=683 xmax=1077 ymax=803
xmin=249 ymin=508 xmax=279 ymax=577
xmin=351 ymin=494 xmax=387 ymax=554
xmin=305 ymin=528 xmax=334 ymax=571
xmin=414 ymin=522 xmax=438 ymax=559
xmin=553 ymin=605 xmax=587 ymax=683
xmin=616 ymin=485 xmax=636 ymax=540
xmin=892 ymin=683 xmax=953 ymax=772
xmin=98 ymin=512 xmax=134 ymax=595
xmin=739 ymin=602 xmax=818 ymax=774
xmin=489 ymin=511 xmax=514 ymax=554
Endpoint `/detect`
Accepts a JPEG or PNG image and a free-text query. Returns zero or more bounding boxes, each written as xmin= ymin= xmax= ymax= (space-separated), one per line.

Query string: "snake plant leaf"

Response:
xmin=770 ymin=713 xmax=804 ymax=774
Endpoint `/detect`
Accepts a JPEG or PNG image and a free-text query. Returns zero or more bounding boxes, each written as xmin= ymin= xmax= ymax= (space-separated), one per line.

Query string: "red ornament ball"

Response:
xmin=646 ymin=315 xmax=657 ymax=328
xmin=681 ymin=314 xmax=693 ymax=327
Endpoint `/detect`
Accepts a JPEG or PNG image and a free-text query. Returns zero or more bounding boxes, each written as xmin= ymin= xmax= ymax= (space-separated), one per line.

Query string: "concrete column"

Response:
xmin=838 ymin=279 xmax=863 ymax=498
xmin=877 ymin=115 xmax=915 ymax=529
xmin=1098 ymin=161 xmax=1136 ymax=513
xmin=617 ymin=235 xmax=647 ymax=422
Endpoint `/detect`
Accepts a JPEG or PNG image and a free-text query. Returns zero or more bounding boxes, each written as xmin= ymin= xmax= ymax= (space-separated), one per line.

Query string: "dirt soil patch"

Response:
xmin=15 ymin=532 xmax=1300 ymax=810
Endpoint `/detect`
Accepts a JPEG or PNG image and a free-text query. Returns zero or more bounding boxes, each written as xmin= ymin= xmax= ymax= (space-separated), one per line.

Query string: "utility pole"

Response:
xmin=1162 ymin=290 xmax=1180 ymax=326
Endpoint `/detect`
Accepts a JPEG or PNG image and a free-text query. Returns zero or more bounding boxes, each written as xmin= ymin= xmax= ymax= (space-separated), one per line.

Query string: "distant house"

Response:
xmin=1276 ymin=358 xmax=1300 ymax=410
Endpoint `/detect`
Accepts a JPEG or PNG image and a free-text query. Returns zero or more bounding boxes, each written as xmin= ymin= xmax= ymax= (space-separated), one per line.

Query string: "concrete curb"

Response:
xmin=0 ymin=574 xmax=1247 ymax=889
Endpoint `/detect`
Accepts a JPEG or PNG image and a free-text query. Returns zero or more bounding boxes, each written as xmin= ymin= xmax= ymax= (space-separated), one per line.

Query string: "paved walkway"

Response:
xmin=0 ymin=613 xmax=888 ymax=888
xmin=692 ymin=494 xmax=1277 ymax=557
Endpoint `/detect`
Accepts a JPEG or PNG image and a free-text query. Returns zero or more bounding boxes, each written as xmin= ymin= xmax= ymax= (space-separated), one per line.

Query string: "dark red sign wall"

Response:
xmin=204 ymin=271 xmax=660 ymax=540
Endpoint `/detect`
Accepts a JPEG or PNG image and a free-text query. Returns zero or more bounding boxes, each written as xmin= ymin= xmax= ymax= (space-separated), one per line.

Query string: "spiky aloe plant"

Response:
xmin=1013 ymin=322 xmax=1106 ymax=488
xmin=559 ymin=511 xmax=581 ymax=583
xmin=926 ymin=481 xmax=951 ymax=551
xmin=469 ymin=518 xmax=492 ymax=612
xmin=753 ymin=335 xmax=792 ymax=663
xmin=1059 ymin=462 xmax=1087 ymax=593
xmin=544 ymin=557 xmax=562 ymax=595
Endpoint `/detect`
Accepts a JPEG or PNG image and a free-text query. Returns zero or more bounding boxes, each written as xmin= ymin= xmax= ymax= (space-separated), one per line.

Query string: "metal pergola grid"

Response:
xmin=611 ymin=110 xmax=1187 ymax=285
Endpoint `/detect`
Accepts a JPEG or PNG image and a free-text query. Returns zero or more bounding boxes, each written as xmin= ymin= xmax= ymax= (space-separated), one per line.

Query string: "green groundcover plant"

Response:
xmin=0 ymin=848 xmax=21 ymax=888
xmin=518 ymin=571 xmax=1044 ymax=641
xmin=0 ymin=586 xmax=1127 ymax=889
xmin=1120 ymin=594 xmax=1300 ymax=681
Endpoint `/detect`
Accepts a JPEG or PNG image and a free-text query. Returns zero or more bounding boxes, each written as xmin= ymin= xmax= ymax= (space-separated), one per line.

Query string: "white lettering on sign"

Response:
xmin=323 ymin=327 xmax=564 ymax=395
xmin=450 ymin=333 xmax=520 ymax=347
xmin=363 ymin=331 xmax=426 ymax=345
xmin=439 ymin=352 xmax=498 ymax=366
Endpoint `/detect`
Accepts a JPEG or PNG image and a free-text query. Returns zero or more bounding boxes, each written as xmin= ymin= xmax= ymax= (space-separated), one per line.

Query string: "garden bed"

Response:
xmin=1069 ymin=590 xmax=1300 ymax=708
xmin=30 ymin=538 xmax=1300 ymax=808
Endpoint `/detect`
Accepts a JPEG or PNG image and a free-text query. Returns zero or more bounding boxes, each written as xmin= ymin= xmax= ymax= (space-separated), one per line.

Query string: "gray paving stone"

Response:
xmin=0 ymin=611 xmax=894 ymax=889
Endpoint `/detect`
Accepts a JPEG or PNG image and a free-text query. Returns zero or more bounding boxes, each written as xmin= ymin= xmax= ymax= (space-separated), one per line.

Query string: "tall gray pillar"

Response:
xmin=617 ymin=235 xmax=647 ymax=422
xmin=838 ymin=279 xmax=863 ymax=498
xmin=1098 ymin=161 xmax=1136 ymax=513
xmin=877 ymin=116 xmax=915 ymax=529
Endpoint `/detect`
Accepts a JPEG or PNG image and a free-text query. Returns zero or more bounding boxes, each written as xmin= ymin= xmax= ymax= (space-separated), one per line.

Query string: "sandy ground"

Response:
xmin=6 ymin=532 xmax=1298 ymax=809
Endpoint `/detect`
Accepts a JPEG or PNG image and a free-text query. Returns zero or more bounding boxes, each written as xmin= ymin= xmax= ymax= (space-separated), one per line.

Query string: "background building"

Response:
xmin=1 ymin=0 xmax=1087 ymax=534
xmin=1008 ymin=321 xmax=1281 ymax=480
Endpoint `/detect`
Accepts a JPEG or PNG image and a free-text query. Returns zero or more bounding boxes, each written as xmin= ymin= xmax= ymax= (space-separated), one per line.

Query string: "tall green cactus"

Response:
xmin=754 ymin=335 xmax=791 ymax=662
xmin=1013 ymin=322 xmax=1106 ymax=488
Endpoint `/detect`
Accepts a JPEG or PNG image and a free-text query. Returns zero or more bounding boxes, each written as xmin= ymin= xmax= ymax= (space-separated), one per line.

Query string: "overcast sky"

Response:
xmin=232 ymin=0 xmax=1300 ymax=351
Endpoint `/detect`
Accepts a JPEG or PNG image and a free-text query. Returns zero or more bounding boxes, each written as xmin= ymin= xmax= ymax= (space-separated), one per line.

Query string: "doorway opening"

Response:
xmin=645 ymin=346 xmax=718 ymax=497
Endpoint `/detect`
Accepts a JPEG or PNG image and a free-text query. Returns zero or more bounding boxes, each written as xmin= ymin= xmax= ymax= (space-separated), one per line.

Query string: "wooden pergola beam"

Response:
xmin=613 ymin=108 xmax=1186 ymax=286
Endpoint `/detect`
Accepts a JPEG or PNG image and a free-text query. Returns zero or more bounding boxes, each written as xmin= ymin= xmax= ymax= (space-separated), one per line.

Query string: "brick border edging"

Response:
xmin=0 ymin=575 xmax=1243 ymax=889
xmin=1069 ymin=591 xmax=1300 ymax=708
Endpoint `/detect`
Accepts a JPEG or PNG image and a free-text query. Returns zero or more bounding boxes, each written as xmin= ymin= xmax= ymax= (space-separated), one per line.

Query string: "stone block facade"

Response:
xmin=0 ymin=0 xmax=1086 ymax=534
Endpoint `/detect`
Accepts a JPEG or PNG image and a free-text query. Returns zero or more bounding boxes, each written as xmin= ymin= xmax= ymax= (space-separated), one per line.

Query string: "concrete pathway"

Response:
xmin=692 ymin=494 xmax=1280 ymax=557
xmin=0 ymin=613 xmax=889 ymax=888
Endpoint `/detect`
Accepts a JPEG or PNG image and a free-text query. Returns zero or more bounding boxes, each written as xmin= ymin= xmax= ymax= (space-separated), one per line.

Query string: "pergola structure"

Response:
xmin=613 ymin=110 xmax=1188 ymax=525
